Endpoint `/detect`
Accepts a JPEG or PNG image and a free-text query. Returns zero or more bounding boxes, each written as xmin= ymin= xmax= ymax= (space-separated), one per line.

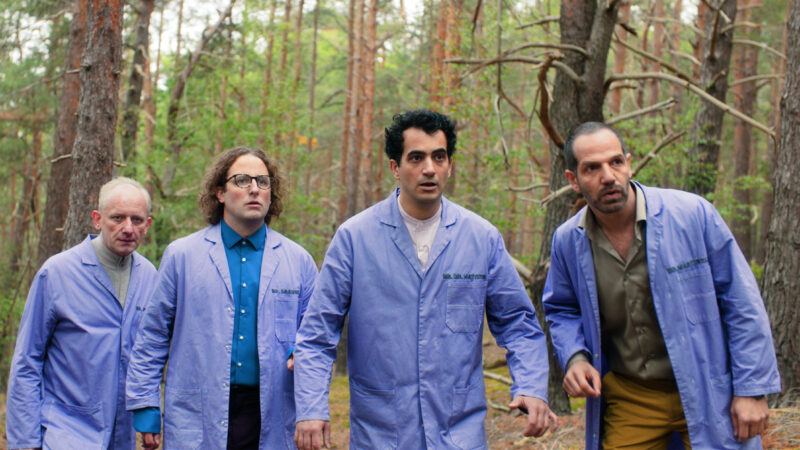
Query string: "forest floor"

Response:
xmin=0 ymin=327 xmax=797 ymax=449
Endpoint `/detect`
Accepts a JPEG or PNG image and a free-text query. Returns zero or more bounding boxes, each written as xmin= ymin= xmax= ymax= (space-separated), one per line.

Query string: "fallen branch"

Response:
xmin=510 ymin=255 xmax=532 ymax=281
xmin=484 ymin=370 xmax=513 ymax=386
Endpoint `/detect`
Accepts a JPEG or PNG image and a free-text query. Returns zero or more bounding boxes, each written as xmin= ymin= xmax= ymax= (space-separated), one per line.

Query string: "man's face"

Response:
xmin=215 ymin=154 xmax=272 ymax=232
xmin=390 ymin=127 xmax=452 ymax=219
xmin=91 ymin=185 xmax=152 ymax=257
xmin=565 ymin=128 xmax=632 ymax=215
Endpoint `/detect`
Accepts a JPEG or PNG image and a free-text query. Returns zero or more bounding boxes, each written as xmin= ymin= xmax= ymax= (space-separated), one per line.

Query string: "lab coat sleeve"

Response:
xmin=126 ymin=245 xmax=180 ymax=411
xmin=542 ymin=231 xmax=590 ymax=372
xmin=485 ymin=230 xmax=549 ymax=402
xmin=700 ymin=200 xmax=781 ymax=396
xmin=294 ymin=228 xmax=353 ymax=422
xmin=6 ymin=269 xmax=57 ymax=449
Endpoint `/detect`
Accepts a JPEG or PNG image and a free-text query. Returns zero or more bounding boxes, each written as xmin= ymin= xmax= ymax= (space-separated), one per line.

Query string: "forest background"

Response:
xmin=1 ymin=0 xmax=799 ymax=444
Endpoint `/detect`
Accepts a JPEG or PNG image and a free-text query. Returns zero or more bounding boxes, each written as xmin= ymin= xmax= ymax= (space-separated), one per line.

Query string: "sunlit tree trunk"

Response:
xmin=731 ymin=2 xmax=759 ymax=261
xmin=37 ymin=0 xmax=87 ymax=267
xmin=609 ymin=1 xmax=630 ymax=115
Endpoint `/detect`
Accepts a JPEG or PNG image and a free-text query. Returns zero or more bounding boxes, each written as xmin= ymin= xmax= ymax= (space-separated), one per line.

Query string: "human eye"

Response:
xmin=408 ymin=154 xmax=422 ymax=162
xmin=131 ymin=217 xmax=144 ymax=225
xmin=233 ymin=174 xmax=251 ymax=187
xmin=433 ymin=152 xmax=447 ymax=162
xmin=255 ymin=175 xmax=271 ymax=189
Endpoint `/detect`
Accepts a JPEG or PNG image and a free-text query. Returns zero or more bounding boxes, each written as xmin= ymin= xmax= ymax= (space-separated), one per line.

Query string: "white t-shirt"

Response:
xmin=397 ymin=196 xmax=441 ymax=270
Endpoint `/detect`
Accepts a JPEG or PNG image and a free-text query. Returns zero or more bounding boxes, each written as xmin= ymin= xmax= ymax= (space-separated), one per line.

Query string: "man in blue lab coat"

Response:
xmin=7 ymin=177 xmax=157 ymax=449
xmin=126 ymin=147 xmax=317 ymax=449
xmin=294 ymin=110 xmax=557 ymax=450
xmin=542 ymin=122 xmax=781 ymax=449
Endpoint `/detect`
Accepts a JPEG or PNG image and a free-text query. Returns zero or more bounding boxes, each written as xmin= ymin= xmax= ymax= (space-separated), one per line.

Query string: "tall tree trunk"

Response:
xmin=305 ymin=0 xmax=321 ymax=197
xmin=337 ymin=0 xmax=357 ymax=222
xmin=648 ymin=0 xmax=664 ymax=109
xmin=757 ymin=3 xmax=788 ymax=265
xmin=11 ymin=129 xmax=41 ymax=273
xmin=532 ymin=0 xmax=620 ymax=415
xmin=37 ymin=0 xmax=87 ymax=267
xmin=120 ymin=0 xmax=155 ymax=164
xmin=685 ymin=0 xmax=737 ymax=196
xmin=63 ymin=0 xmax=124 ymax=249
xmin=609 ymin=1 xmax=630 ymax=115
xmin=360 ymin=0 xmax=377 ymax=209
xmin=761 ymin=0 xmax=800 ymax=407
xmin=731 ymin=2 xmax=759 ymax=261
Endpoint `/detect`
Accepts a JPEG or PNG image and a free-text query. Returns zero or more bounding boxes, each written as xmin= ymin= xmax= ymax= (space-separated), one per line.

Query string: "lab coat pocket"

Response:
xmin=675 ymin=266 xmax=719 ymax=324
xmin=164 ymin=387 xmax=203 ymax=449
xmin=448 ymin=382 xmax=486 ymax=449
xmin=275 ymin=294 xmax=300 ymax=342
xmin=446 ymin=280 xmax=486 ymax=333
xmin=349 ymin=379 xmax=397 ymax=449
xmin=41 ymin=400 xmax=104 ymax=450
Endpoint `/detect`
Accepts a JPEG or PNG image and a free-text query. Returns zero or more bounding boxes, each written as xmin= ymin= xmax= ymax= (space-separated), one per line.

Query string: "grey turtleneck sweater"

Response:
xmin=92 ymin=234 xmax=132 ymax=307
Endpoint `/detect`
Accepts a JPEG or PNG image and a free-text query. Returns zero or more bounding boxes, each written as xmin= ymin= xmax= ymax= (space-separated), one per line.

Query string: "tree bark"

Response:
xmin=120 ymin=0 xmax=154 ymax=164
xmin=609 ymin=1 xmax=630 ymax=115
xmin=761 ymin=0 xmax=800 ymax=407
xmin=37 ymin=0 xmax=87 ymax=267
xmin=531 ymin=0 xmax=620 ymax=415
xmin=360 ymin=0 xmax=377 ymax=209
xmin=731 ymin=2 xmax=759 ymax=261
xmin=685 ymin=0 xmax=737 ymax=196
xmin=63 ymin=0 xmax=124 ymax=249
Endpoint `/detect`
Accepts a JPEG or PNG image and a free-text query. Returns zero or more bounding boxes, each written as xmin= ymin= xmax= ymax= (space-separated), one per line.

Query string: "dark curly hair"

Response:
xmin=384 ymin=109 xmax=457 ymax=165
xmin=199 ymin=147 xmax=284 ymax=225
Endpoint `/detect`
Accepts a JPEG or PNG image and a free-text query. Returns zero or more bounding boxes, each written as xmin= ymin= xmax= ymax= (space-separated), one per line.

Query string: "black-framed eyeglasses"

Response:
xmin=225 ymin=174 xmax=273 ymax=190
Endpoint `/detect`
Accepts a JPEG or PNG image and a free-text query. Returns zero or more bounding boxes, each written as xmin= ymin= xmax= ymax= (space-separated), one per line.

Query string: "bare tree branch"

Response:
xmin=613 ymin=33 xmax=692 ymax=80
xmin=606 ymin=72 xmax=775 ymax=140
xmin=733 ymin=38 xmax=786 ymax=60
xmin=517 ymin=15 xmax=559 ymax=30
xmin=536 ymin=54 xmax=564 ymax=149
xmin=729 ymin=74 xmax=783 ymax=87
xmin=607 ymin=98 xmax=677 ymax=125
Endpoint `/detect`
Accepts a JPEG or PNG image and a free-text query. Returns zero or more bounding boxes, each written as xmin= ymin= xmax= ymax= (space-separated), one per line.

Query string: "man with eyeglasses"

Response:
xmin=126 ymin=147 xmax=318 ymax=449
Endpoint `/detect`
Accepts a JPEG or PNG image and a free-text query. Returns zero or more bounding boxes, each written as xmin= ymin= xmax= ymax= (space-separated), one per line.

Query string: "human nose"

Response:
xmin=599 ymin=164 xmax=615 ymax=184
xmin=421 ymin=157 xmax=435 ymax=175
xmin=248 ymin=178 xmax=260 ymax=193
xmin=120 ymin=218 xmax=134 ymax=233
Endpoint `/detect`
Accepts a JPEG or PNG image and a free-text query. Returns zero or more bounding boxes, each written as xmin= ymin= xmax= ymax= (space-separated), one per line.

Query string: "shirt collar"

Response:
xmin=221 ymin=220 xmax=267 ymax=250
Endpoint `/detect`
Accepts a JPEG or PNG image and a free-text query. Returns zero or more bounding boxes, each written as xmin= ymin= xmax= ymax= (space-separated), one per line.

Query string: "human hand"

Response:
xmin=287 ymin=354 xmax=294 ymax=371
xmin=562 ymin=360 xmax=601 ymax=398
xmin=731 ymin=396 xmax=769 ymax=442
xmin=141 ymin=432 xmax=161 ymax=450
xmin=294 ymin=420 xmax=331 ymax=450
xmin=509 ymin=395 xmax=559 ymax=437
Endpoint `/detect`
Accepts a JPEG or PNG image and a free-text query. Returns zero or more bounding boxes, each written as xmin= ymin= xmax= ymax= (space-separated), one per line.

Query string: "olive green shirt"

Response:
xmin=579 ymin=183 xmax=674 ymax=382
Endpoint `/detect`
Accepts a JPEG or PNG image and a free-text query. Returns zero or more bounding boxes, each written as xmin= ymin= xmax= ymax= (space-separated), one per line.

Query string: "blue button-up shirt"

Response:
xmin=221 ymin=220 xmax=264 ymax=387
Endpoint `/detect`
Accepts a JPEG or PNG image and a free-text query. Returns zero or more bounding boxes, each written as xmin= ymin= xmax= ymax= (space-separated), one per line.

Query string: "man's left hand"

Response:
xmin=731 ymin=396 xmax=769 ymax=442
xmin=287 ymin=354 xmax=294 ymax=371
xmin=508 ymin=395 xmax=559 ymax=438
